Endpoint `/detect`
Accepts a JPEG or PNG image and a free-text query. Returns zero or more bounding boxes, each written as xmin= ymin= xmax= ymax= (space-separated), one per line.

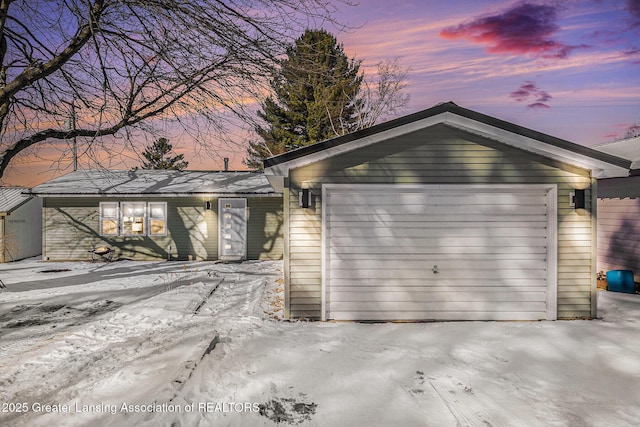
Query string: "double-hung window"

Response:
xmin=99 ymin=202 xmax=119 ymax=236
xmin=99 ymin=202 xmax=167 ymax=237
xmin=121 ymin=202 xmax=146 ymax=235
xmin=148 ymin=202 xmax=167 ymax=236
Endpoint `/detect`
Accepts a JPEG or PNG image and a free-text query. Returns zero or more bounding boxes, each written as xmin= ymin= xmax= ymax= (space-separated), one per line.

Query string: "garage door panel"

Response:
xmin=327 ymin=220 xmax=547 ymax=229
xmin=329 ymin=236 xmax=548 ymax=248
xmin=329 ymin=301 xmax=548 ymax=313
xmin=329 ymin=269 xmax=547 ymax=280
xmin=324 ymin=185 xmax=555 ymax=321
xmin=329 ymin=279 xmax=548 ymax=289
xmin=329 ymin=246 xmax=547 ymax=256
xmin=327 ymin=204 xmax=548 ymax=216
xmin=330 ymin=311 xmax=549 ymax=322
xmin=329 ymin=258 xmax=547 ymax=272
xmin=326 ymin=213 xmax=546 ymax=223
xmin=330 ymin=252 xmax=548 ymax=262
xmin=329 ymin=291 xmax=547 ymax=303
xmin=327 ymin=193 xmax=548 ymax=206
xmin=327 ymin=226 xmax=547 ymax=239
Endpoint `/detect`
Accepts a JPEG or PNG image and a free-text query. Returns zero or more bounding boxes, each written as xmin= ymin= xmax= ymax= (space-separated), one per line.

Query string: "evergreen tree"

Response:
xmin=141 ymin=138 xmax=189 ymax=170
xmin=246 ymin=29 xmax=363 ymax=169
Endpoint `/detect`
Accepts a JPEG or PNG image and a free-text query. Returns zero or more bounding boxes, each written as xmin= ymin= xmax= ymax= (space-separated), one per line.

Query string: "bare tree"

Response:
xmin=350 ymin=58 xmax=410 ymax=131
xmin=0 ymin=0 xmax=349 ymax=180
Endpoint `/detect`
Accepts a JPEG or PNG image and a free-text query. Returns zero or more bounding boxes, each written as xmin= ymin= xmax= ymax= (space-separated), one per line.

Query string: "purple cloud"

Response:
xmin=628 ymin=0 xmax=640 ymax=27
xmin=440 ymin=3 xmax=584 ymax=59
xmin=510 ymin=81 xmax=553 ymax=109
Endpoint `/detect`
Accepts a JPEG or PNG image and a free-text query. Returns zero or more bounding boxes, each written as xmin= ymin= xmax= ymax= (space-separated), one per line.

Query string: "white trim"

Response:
xmin=218 ymin=198 xmax=248 ymax=261
xmin=322 ymin=183 xmax=559 ymax=321
xmin=546 ymin=185 xmax=558 ymax=320
xmin=148 ymin=201 xmax=168 ymax=237
xmin=321 ymin=185 xmax=328 ymax=321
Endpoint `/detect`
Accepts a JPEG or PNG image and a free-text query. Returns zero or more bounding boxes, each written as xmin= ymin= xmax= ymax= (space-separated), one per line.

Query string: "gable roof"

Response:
xmin=28 ymin=170 xmax=278 ymax=197
xmin=593 ymin=136 xmax=640 ymax=170
xmin=0 ymin=187 xmax=33 ymax=214
xmin=264 ymin=102 xmax=631 ymax=191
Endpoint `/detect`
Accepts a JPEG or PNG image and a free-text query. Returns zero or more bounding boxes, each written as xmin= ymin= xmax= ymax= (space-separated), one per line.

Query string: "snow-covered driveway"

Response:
xmin=1 ymin=259 xmax=639 ymax=426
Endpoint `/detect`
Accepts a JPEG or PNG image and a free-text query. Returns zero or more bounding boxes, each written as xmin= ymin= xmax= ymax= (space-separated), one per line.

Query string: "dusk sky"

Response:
xmin=4 ymin=0 xmax=639 ymax=186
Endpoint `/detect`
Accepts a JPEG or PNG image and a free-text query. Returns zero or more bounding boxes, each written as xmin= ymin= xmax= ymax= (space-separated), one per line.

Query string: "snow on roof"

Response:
xmin=593 ymin=136 xmax=640 ymax=169
xmin=0 ymin=187 xmax=32 ymax=213
xmin=28 ymin=170 xmax=278 ymax=197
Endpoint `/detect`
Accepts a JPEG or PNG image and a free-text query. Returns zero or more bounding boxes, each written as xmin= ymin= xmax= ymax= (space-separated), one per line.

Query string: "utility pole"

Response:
xmin=71 ymin=102 xmax=77 ymax=171
xmin=65 ymin=102 xmax=78 ymax=171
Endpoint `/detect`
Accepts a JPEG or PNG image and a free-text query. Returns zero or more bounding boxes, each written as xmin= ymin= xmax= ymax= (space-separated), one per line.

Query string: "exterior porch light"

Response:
xmin=299 ymin=189 xmax=313 ymax=208
xmin=569 ymin=189 xmax=586 ymax=210
xmin=205 ymin=201 xmax=212 ymax=210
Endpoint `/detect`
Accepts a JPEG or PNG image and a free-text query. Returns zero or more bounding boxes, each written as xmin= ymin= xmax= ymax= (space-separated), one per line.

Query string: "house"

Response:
xmin=593 ymin=136 xmax=640 ymax=284
xmin=264 ymin=102 xmax=631 ymax=321
xmin=0 ymin=187 xmax=42 ymax=262
xmin=28 ymin=170 xmax=283 ymax=262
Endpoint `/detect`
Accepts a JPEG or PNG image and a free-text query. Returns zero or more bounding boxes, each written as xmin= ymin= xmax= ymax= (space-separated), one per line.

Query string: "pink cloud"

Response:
xmin=510 ymin=81 xmax=553 ymax=109
xmin=440 ymin=3 xmax=585 ymax=59
xmin=527 ymin=102 xmax=551 ymax=109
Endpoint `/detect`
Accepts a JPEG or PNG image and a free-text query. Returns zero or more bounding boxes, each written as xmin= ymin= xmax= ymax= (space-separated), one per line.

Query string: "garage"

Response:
xmin=264 ymin=102 xmax=631 ymax=320
xmin=323 ymin=184 xmax=557 ymax=321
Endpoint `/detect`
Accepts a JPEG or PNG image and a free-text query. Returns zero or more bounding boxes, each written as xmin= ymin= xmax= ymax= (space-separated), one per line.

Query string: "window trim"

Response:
xmin=148 ymin=202 xmax=168 ymax=236
xmin=99 ymin=202 xmax=119 ymax=236
xmin=98 ymin=201 xmax=168 ymax=237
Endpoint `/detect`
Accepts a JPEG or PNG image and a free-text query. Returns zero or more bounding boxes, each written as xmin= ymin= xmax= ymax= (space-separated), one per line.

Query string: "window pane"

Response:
xmin=101 ymin=219 xmax=118 ymax=236
xmin=121 ymin=202 xmax=146 ymax=235
xmin=149 ymin=203 xmax=166 ymax=218
xmin=148 ymin=202 xmax=167 ymax=235
xmin=100 ymin=203 xmax=118 ymax=236
xmin=150 ymin=219 xmax=166 ymax=235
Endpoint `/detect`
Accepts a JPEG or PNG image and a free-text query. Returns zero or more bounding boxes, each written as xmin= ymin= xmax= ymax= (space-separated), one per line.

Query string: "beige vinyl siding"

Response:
xmin=43 ymin=197 xmax=283 ymax=261
xmin=597 ymin=197 xmax=640 ymax=282
xmin=247 ymin=197 xmax=284 ymax=260
xmin=286 ymin=125 xmax=593 ymax=319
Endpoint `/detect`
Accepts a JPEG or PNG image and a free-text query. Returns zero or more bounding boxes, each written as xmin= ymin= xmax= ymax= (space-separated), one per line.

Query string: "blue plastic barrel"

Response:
xmin=606 ymin=270 xmax=635 ymax=294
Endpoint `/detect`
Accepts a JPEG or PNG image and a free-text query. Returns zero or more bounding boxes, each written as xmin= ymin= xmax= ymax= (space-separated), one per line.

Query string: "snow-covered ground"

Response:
xmin=1 ymin=259 xmax=639 ymax=427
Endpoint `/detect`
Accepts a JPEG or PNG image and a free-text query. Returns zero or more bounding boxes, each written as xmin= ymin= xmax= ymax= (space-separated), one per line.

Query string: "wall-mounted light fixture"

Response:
xmin=569 ymin=189 xmax=586 ymax=210
xmin=205 ymin=201 xmax=212 ymax=210
xmin=299 ymin=189 xmax=313 ymax=208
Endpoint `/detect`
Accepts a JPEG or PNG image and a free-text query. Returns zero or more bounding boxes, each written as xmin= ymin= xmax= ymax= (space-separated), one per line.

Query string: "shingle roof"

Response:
xmin=28 ymin=170 xmax=278 ymax=197
xmin=594 ymin=136 xmax=640 ymax=169
xmin=0 ymin=187 xmax=32 ymax=213
xmin=264 ymin=101 xmax=631 ymax=171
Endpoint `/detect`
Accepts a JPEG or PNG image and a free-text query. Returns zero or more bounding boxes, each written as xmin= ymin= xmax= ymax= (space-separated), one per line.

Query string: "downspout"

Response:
xmin=42 ymin=198 xmax=47 ymax=261
xmin=1 ymin=215 xmax=4 ymax=263
xmin=283 ymin=177 xmax=291 ymax=319
xmin=591 ymin=177 xmax=598 ymax=318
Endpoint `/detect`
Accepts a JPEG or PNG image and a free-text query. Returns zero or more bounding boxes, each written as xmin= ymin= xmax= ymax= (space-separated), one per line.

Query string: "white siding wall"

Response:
xmin=286 ymin=126 xmax=593 ymax=319
xmin=2 ymin=198 xmax=42 ymax=262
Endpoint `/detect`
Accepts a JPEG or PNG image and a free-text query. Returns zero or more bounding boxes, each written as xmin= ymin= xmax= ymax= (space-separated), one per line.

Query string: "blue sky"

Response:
xmin=334 ymin=0 xmax=639 ymax=144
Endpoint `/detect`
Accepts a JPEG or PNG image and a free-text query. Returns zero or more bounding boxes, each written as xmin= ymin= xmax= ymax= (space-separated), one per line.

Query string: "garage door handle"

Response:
xmin=432 ymin=265 xmax=439 ymax=274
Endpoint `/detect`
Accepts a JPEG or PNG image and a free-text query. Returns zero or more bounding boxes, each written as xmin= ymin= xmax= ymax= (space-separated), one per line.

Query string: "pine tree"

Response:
xmin=246 ymin=29 xmax=363 ymax=169
xmin=141 ymin=138 xmax=189 ymax=170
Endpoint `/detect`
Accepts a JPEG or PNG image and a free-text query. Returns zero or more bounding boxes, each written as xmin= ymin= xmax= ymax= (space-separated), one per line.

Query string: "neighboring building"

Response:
xmin=0 ymin=187 xmax=42 ymax=262
xmin=593 ymin=136 xmax=640 ymax=283
xmin=28 ymin=170 xmax=283 ymax=262
xmin=264 ymin=102 xmax=630 ymax=321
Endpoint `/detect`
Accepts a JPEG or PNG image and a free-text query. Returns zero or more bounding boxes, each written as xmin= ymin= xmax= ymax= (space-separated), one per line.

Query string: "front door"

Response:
xmin=218 ymin=198 xmax=247 ymax=261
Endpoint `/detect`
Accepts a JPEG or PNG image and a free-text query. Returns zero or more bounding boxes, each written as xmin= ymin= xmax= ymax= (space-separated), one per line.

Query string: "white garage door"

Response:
xmin=323 ymin=184 xmax=557 ymax=321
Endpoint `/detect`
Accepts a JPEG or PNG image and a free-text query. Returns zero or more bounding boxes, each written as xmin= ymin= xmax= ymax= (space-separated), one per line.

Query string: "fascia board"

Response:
xmin=443 ymin=114 xmax=629 ymax=178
